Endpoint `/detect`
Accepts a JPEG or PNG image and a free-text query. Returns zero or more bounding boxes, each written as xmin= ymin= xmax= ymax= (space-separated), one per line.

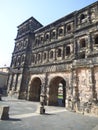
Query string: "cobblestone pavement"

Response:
xmin=0 ymin=96 xmax=98 ymax=130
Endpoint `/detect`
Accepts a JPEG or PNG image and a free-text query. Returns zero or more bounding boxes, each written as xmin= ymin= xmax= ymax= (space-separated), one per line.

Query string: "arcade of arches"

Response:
xmin=28 ymin=75 xmax=67 ymax=107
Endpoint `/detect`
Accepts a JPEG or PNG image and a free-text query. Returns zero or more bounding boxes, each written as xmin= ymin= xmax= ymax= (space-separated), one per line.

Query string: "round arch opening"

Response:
xmin=29 ymin=77 xmax=41 ymax=102
xmin=48 ymin=76 xmax=66 ymax=107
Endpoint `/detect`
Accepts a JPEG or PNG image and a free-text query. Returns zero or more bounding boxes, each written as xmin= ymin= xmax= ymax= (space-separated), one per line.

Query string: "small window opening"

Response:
xmin=80 ymin=39 xmax=86 ymax=48
xmin=52 ymin=31 xmax=56 ymax=38
xmin=46 ymin=34 xmax=49 ymax=40
xmin=38 ymin=54 xmax=41 ymax=61
xmin=58 ymin=28 xmax=63 ymax=36
xmin=80 ymin=53 xmax=85 ymax=59
xmin=66 ymin=46 xmax=70 ymax=55
xmin=50 ymin=51 xmax=53 ymax=59
xmin=40 ymin=36 xmax=44 ymax=41
xmin=67 ymin=25 xmax=71 ymax=32
xmin=80 ymin=14 xmax=85 ymax=23
xmin=57 ymin=48 xmax=62 ymax=57
xmin=95 ymin=35 xmax=98 ymax=44
xmin=43 ymin=53 xmax=46 ymax=60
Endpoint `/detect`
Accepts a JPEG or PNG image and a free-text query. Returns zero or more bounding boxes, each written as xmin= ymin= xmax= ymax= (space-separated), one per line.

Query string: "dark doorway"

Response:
xmin=48 ymin=76 xmax=66 ymax=107
xmin=29 ymin=77 xmax=41 ymax=101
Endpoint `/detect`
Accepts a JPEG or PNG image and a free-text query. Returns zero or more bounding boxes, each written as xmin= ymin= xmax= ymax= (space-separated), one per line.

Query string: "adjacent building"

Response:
xmin=0 ymin=67 xmax=9 ymax=95
xmin=7 ymin=1 xmax=98 ymax=115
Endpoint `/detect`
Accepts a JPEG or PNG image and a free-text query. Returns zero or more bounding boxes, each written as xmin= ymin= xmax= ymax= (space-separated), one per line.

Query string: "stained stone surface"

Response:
xmin=0 ymin=105 xmax=9 ymax=120
xmin=7 ymin=1 xmax=98 ymax=116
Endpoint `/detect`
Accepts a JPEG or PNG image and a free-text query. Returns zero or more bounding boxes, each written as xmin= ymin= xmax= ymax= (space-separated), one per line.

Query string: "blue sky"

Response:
xmin=0 ymin=0 xmax=97 ymax=67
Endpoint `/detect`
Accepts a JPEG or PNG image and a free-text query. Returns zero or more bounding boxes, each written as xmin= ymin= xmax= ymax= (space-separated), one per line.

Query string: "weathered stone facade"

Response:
xmin=7 ymin=1 xmax=98 ymax=115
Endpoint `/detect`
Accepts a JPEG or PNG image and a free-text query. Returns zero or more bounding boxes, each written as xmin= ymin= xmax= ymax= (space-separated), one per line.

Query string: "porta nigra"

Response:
xmin=7 ymin=1 xmax=98 ymax=115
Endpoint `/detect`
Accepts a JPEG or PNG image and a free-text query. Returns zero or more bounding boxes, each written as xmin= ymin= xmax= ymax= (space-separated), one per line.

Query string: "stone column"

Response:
xmin=40 ymin=74 xmax=48 ymax=105
xmin=11 ymin=74 xmax=17 ymax=91
xmin=72 ymin=69 xmax=79 ymax=111
xmin=73 ymin=38 xmax=78 ymax=59
xmin=14 ymin=74 xmax=18 ymax=91
xmin=47 ymin=50 xmax=49 ymax=62
xmin=44 ymin=73 xmax=49 ymax=106
xmin=16 ymin=74 xmax=22 ymax=99
xmin=7 ymin=75 xmax=13 ymax=92
xmin=18 ymin=71 xmax=30 ymax=99
xmin=74 ymin=12 xmax=77 ymax=29
xmin=61 ymin=47 xmax=63 ymax=60
xmin=27 ymin=74 xmax=32 ymax=100
xmin=88 ymin=66 xmax=96 ymax=102
xmin=56 ymin=27 xmax=58 ymax=39
xmin=66 ymin=68 xmax=73 ymax=110
xmin=62 ymin=44 xmax=65 ymax=60
xmin=86 ymin=33 xmax=92 ymax=55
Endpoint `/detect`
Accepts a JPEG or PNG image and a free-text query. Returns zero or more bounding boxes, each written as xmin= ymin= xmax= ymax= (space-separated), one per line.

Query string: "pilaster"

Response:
xmin=86 ymin=33 xmax=92 ymax=55
xmin=71 ymin=69 xmax=79 ymax=111
xmin=88 ymin=66 xmax=96 ymax=101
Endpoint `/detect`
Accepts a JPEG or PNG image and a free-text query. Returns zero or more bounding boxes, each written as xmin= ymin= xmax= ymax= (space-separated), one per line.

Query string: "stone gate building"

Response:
xmin=7 ymin=1 xmax=98 ymax=115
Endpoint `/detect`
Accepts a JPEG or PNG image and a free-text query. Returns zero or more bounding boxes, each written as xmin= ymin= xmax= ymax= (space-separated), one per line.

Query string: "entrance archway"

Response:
xmin=29 ymin=77 xmax=41 ymax=101
xmin=48 ymin=76 xmax=66 ymax=107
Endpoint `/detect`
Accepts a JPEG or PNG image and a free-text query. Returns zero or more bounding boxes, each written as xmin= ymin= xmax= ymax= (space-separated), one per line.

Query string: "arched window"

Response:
xmin=43 ymin=52 xmax=47 ymax=60
xmin=95 ymin=35 xmax=98 ymax=44
xmin=40 ymin=36 xmax=44 ymax=42
xmin=80 ymin=14 xmax=85 ymax=23
xmin=66 ymin=46 xmax=70 ymax=55
xmin=67 ymin=24 xmax=71 ymax=32
xmin=58 ymin=28 xmax=63 ymax=36
xmin=50 ymin=51 xmax=53 ymax=59
xmin=51 ymin=31 xmax=56 ymax=39
xmin=80 ymin=39 xmax=86 ymax=48
xmin=38 ymin=54 xmax=41 ymax=61
xmin=45 ymin=33 xmax=49 ymax=40
xmin=57 ymin=48 xmax=62 ymax=57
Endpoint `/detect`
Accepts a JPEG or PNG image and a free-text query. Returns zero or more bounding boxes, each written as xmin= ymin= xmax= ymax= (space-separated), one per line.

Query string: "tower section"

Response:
xmin=7 ymin=17 xmax=43 ymax=99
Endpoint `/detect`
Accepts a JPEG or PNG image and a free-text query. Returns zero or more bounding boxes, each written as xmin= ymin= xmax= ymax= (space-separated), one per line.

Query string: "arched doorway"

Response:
xmin=48 ymin=76 xmax=66 ymax=107
xmin=29 ymin=77 xmax=41 ymax=101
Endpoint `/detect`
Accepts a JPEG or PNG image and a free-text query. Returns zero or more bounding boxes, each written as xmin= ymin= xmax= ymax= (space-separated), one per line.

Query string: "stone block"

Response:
xmin=0 ymin=105 xmax=9 ymax=120
xmin=40 ymin=106 xmax=45 ymax=114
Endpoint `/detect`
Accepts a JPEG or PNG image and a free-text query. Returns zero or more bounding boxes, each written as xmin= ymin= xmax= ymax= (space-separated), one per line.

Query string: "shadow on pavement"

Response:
xmin=7 ymin=118 xmax=21 ymax=121
xmin=43 ymin=113 xmax=56 ymax=116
